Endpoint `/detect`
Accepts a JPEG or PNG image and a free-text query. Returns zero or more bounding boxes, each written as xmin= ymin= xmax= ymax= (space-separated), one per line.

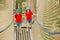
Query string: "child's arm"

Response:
xmin=14 ymin=14 xmax=16 ymax=20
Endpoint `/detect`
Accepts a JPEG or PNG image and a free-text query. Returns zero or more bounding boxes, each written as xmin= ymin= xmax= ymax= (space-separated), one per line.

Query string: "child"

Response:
xmin=14 ymin=9 xmax=22 ymax=30
xmin=25 ymin=7 xmax=33 ymax=31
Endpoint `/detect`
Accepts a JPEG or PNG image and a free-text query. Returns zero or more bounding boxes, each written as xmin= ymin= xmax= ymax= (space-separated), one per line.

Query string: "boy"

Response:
xmin=25 ymin=7 xmax=33 ymax=31
xmin=14 ymin=9 xmax=22 ymax=31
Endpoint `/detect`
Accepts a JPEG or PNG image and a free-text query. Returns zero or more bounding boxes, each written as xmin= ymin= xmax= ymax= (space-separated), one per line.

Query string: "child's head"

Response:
xmin=26 ymin=7 xmax=31 ymax=12
xmin=26 ymin=9 xmax=31 ymax=12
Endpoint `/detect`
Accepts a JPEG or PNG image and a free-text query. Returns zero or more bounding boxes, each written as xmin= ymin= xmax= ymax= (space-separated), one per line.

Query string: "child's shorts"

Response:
xmin=26 ymin=20 xmax=31 ymax=24
xmin=16 ymin=22 xmax=22 ymax=27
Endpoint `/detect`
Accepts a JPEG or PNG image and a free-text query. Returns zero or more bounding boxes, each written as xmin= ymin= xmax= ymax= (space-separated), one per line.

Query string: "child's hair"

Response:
xmin=26 ymin=10 xmax=31 ymax=12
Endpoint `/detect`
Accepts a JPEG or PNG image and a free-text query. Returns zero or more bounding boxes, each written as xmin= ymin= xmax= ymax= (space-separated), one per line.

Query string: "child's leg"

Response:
xmin=16 ymin=23 xmax=20 ymax=32
xmin=26 ymin=20 xmax=31 ymax=31
xmin=17 ymin=22 xmax=22 ymax=32
xmin=29 ymin=20 xmax=32 ymax=26
xmin=29 ymin=20 xmax=31 ymax=23
xmin=17 ymin=23 xmax=20 ymax=27
xmin=19 ymin=23 xmax=22 ymax=30
xmin=26 ymin=20 xmax=30 ymax=27
xmin=16 ymin=22 xmax=22 ymax=29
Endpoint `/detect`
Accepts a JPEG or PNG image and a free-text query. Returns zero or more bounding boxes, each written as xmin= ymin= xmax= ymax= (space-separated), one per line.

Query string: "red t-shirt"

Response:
xmin=26 ymin=11 xmax=33 ymax=20
xmin=14 ymin=13 xmax=22 ymax=22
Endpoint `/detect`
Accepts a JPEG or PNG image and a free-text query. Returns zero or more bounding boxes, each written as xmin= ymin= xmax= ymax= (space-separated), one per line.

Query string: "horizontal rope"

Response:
xmin=0 ymin=13 xmax=13 ymax=33
xmin=36 ymin=18 xmax=60 ymax=35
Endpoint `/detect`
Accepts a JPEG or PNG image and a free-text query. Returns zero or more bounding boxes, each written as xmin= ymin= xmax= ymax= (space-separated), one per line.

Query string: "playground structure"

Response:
xmin=0 ymin=0 xmax=60 ymax=40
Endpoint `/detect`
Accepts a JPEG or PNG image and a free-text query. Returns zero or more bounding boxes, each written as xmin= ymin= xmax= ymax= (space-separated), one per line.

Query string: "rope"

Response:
xmin=34 ymin=0 xmax=60 ymax=35
xmin=36 ymin=19 xmax=60 ymax=35
xmin=0 ymin=12 xmax=13 ymax=33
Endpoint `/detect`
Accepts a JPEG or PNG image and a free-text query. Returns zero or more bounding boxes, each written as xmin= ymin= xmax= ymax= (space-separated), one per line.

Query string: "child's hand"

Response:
xmin=14 ymin=17 xmax=15 ymax=20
